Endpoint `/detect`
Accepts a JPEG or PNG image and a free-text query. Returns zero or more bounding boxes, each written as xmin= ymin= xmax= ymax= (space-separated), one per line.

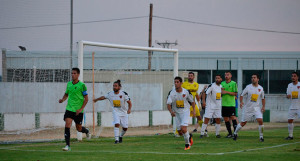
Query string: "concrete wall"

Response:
xmin=0 ymin=82 xmax=163 ymax=113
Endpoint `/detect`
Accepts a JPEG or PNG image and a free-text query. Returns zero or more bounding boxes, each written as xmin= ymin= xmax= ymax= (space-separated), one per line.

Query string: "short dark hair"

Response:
xmin=174 ymin=76 xmax=183 ymax=82
xmin=114 ymin=79 xmax=122 ymax=87
xmin=72 ymin=67 xmax=80 ymax=74
xmin=292 ymin=72 xmax=299 ymax=77
xmin=188 ymin=72 xmax=195 ymax=76
xmin=215 ymin=74 xmax=222 ymax=78
xmin=252 ymin=73 xmax=260 ymax=79
xmin=225 ymin=71 xmax=232 ymax=75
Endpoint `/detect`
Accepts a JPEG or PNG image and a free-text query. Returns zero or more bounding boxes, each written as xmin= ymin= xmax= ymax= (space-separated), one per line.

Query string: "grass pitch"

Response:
xmin=0 ymin=127 xmax=299 ymax=161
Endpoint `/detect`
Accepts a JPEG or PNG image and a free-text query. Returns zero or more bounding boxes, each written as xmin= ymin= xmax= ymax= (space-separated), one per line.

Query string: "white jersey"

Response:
xmin=105 ymin=90 xmax=130 ymax=116
xmin=286 ymin=82 xmax=300 ymax=110
xmin=167 ymin=88 xmax=194 ymax=114
xmin=205 ymin=83 xmax=222 ymax=110
xmin=241 ymin=84 xmax=265 ymax=111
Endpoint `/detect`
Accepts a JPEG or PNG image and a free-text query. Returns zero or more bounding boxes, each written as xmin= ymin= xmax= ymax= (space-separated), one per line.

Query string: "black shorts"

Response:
xmin=222 ymin=106 xmax=236 ymax=117
xmin=63 ymin=110 xmax=83 ymax=125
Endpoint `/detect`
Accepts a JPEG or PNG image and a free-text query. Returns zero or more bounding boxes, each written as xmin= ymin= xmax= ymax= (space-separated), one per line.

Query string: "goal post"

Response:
xmin=77 ymin=40 xmax=179 ymax=80
xmin=77 ymin=40 xmax=179 ymax=138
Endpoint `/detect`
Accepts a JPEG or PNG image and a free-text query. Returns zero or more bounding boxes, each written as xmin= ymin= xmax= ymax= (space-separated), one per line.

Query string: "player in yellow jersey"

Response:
xmin=182 ymin=72 xmax=203 ymax=133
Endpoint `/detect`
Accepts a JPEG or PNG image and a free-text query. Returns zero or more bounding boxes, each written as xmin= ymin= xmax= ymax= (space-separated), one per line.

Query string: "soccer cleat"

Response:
xmin=189 ymin=133 xmax=193 ymax=146
xmin=114 ymin=140 xmax=119 ymax=144
xmin=174 ymin=134 xmax=181 ymax=138
xmin=199 ymin=135 xmax=204 ymax=139
xmin=259 ymin=137 xmax=264 ymax=142
xmin=192 ymin=129 xmax=197 ymax=133
xmin=62 ymin=145 xmax=71 ymax=151
xmin=216 ymin=135 xmax=221 ymax=138
xmin=233 ymin=134 xmax=238 ymax=141
xmin=204 ymin=130 xmax=209 ymax=137
xmin=86 ymin=128 xmax=91 ymax=140
xmin=226 ymin=134 xmax=233 ymax=138
xmin=119 ymin=137 xmax=123 ymax=143
xmin=285 ymin=136 xmax=294 ymax=140
xmin=184 ymin=144 xmax=190 ymax=150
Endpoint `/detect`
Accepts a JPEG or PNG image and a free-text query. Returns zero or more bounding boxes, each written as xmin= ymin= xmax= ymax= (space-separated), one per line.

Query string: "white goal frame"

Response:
xmin=77 ymin=40 xmax=179 ymax=80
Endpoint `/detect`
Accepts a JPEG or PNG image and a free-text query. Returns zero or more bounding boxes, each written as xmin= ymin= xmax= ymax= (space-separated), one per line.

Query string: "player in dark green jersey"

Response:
xmin=221 ymin=71 xmax=238 ymax=138
xmin=59 ymin=68 xmax=90 ymax=151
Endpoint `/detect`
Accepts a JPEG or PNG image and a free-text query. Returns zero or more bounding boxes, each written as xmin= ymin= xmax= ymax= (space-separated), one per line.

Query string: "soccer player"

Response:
xmin=285 ymin=72 xmax=300 ymax=140
xmin=59 ymin=68 xmax=90 ymax=151
xmin=200 ymin=85 xmax=209 ymax=137
xmin=182 ymin=72 xmax=203 ymax=133
xmin=200 ymin=75 xmax=223 ymax=138
xmin=233 ymin=74 xmax=265 ymax=142
xmin=167 ymin=76 xmax=195 ymax=150
xmin=221 ymin=71 xmax=238 ymax=138
xmin=93 ymin=80 xmax=132 ymax=144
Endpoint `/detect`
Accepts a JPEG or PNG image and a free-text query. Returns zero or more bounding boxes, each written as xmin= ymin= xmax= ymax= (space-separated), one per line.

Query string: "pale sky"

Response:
xmin=1 ymin=0 xmax=300 ymax=52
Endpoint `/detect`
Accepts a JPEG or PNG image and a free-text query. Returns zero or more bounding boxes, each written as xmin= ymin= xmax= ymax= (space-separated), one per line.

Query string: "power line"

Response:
xmin=0 ymin=16 xmax=148 ymax=30
xmin=153 ymin=15 xmax=300 ymax=35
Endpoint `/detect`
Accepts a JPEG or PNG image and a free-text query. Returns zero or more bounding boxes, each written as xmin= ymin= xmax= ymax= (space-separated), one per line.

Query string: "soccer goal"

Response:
xmin=77 ymin=40 xmax=179 ymax=139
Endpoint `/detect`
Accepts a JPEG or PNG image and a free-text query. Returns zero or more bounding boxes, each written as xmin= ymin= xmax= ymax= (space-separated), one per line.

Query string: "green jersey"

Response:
xmin=221 ymin=80 xmax=238 ymax=107
xmin=65 ymin=81 xmax=88 ymax=112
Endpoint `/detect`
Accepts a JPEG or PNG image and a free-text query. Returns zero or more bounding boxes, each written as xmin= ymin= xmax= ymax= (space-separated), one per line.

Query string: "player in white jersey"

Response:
xmin=167 ymin=76 xmax=195 ymax=150
xmin=200 ymin=74 xmax=223 ymax=138
xmin=93 ymin=80 xmax=132 ymax=144
xmin=285 ymin=72 xmax=300 ymax=140
xmin=233 ymin=74 xmax=266 ymax=142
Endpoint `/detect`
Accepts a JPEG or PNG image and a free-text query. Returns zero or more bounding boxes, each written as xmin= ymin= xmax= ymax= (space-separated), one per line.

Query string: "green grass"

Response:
xmin=0 ymin=127 xmax=300 ymax=161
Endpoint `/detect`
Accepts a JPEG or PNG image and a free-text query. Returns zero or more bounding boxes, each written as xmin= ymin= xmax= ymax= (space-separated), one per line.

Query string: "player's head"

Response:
xmin=225 ymin=71 xmax=232 ymax=81
xmin=188 ymin=72 xmax=195 ymax=82
xmin=291 ymin=72 xmax=299 ymax=83
xmin=251 ymin=74 xmax=260 ymax=85
xmin=174 ymin=76 xmax=183 ymax=89
xmin=71 ymin=68 xmax=80 ymax=81
xmin=215 ymin=74 xmax=222 ymax=85
xmin=113 ymin=80 xmax=122 ymax=92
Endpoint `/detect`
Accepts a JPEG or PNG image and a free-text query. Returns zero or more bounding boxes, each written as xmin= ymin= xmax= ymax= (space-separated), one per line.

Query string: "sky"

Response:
xmin=0 ymin=0 xmax=300 ymax=52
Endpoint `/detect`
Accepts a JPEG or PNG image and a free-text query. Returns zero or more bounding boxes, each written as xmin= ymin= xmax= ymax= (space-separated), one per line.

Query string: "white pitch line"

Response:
xmin=0 ymin=141 xmax=299 ymax=156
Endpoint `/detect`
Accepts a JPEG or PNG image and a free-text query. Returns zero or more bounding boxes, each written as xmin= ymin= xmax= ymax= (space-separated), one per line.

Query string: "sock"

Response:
xmin=64 ymin=127 xmax=70 ymax=146
xmin=198 ymin=120 xmax=203 ymax=128
xmin=183 ymin=131 xmax=190 ymax=145
xmin=120 ymin=129 xmax=126 ymax=137
xmin=215 ymin=124 xmax=221 ymax=135
xmin=234 ymin=123 xmax=242 ymax=135
xmin=259 ymin=125 xmax=264 ymax=138
xmin=232 ymin=119 xmax=238 ymax=132
xmin=288 ymin=123 xmax=294 ymax=137
xmin=114 ymin=127 xmax=119 ymax=141
xmin=200 ymin=124 xmax=208 ymax=135
xmin=225 ymin=121 xmax=232 ymax=135
xmin=80 ymin=126 xmax=89 ymax=134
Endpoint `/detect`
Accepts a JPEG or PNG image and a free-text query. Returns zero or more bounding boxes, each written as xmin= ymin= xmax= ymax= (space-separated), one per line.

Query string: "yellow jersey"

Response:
xmin=182 ymin=81 xmax=199 ymax=100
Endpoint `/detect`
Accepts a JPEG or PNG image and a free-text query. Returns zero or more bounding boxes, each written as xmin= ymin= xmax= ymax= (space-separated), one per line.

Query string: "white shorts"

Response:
xmin=241 ymin=109 xmax=263 ymax=122
xmin=288 ymin=109 xmax=300 ymax=120
xmin=175 ymin=110 xmax=190 ymax=130
xmin=204 ymin=108 xmax=222 ymax=119
xmin=113 ymin=112 xmax=128 ymax=128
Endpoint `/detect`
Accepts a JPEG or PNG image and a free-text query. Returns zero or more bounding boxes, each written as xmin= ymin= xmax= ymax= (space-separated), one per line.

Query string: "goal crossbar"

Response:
xmin=77 ymin=40 xmax=179 ymax=81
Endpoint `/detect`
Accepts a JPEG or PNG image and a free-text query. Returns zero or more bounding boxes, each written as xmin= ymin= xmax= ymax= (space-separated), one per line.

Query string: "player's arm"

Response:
xmin=286 ymin=86 xmax=291 ymax=99
xmin=93 ymin=96 xmax=106 ymax=102
xmin=59 ymin=93 xmax=68 ymax=103
xmin=222 ymin=90 xmax=238 ymax=96
xmin=167 ymin=104 xmax=175 ymax=117
xmin=239 ymin=95 xmax=244 ymax=109
xmin=76 ymin=95 xmax=88 ymax=115
xmin=127 ymin=100 xmax=132 ymax=114
xmin=261 ymin=98 xmax=266 ymax=113
xmin=202 ymin=92 xmax=207 ymax=108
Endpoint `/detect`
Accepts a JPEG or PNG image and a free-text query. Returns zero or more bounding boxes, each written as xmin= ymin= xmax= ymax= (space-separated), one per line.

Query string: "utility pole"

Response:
xmin=70 ymin=0 xmax=73 ymax=79
xmin=148 ymin=3 xmax=153 ymax=71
